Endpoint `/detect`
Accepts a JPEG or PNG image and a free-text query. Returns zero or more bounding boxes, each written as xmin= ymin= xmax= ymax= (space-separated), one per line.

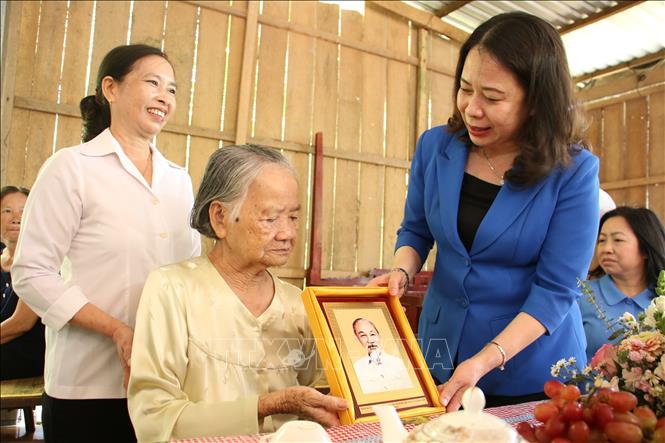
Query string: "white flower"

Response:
xmin=583 ymin=366 xmax=592 ymax=376
xmin=655 ymin=354 xmax=665 ymax=381
xmin=645 ymin=296 xmax=665 ymax=328
xmin=595 ymin=376 xmax=621 ymax=390
xmin=654 ymin=296 xmax=665 ymax=312
xmin=609 ymin=376 xmax=620 ymax=390
xmin=621 ymin=312 xmax=637 ymax=322
xmin=643 ymin=369 xmax=662 ymax=389
xmin=550 ymin=359 xmax=568 ymax=377
xmin=620 ymin=312 xmax=638 ymax=331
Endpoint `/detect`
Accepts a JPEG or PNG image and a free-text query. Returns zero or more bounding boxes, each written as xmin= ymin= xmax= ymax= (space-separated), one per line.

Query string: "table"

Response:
xmin=172 ymin=401 xmax=539 ymax=443
xmin=0 ymin=377 xmax=44 ymax=433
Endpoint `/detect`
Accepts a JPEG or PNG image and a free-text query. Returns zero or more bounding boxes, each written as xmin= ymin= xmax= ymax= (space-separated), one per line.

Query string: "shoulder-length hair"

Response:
xmin=447 ymin=11 xmax=588 ymax=186
xmin=589 ymin=207 xmax=665 ymax=289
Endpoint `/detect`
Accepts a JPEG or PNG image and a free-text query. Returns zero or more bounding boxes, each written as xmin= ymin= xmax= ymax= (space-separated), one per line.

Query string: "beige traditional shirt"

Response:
xmin=128 ymin=256 xmax=322 ymax=442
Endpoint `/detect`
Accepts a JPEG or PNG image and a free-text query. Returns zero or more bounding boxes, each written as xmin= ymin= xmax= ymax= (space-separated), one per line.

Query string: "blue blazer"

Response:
xmin=396 ymin=126 xmax=599 ymax=396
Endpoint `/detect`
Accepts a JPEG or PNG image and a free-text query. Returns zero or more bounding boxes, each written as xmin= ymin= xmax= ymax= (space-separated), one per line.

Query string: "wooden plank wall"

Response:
xmin=0 ymin=0 xmax=460 ymax=287
xmin=577 ymin=62 xmax=665 ymax=224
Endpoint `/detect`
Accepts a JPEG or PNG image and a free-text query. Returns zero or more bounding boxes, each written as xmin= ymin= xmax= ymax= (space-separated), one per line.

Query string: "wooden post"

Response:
xmin=1 ymin=1 xmax=22 ymax=186
xmin=415 ymin=28 xmax=430 ymax=143
xmin=234 ymin=0 xmax=259 ymax=145
xmin=307 ymin=132 xmax=324 ymax=285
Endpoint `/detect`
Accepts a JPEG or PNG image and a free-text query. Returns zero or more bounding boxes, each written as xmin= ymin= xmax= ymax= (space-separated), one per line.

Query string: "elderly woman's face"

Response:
xmin=224 ymin=164 xmax=300 ymax=269
xmin=0 ymin=192 xmax=27 ymax=245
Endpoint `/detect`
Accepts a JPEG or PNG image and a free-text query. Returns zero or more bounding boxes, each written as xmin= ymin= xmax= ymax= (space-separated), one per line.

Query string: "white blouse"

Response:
xmin=12 ymin=128 xmax=201 ymax=399
xmin=128 ymin=256 xmax=321 ymax=442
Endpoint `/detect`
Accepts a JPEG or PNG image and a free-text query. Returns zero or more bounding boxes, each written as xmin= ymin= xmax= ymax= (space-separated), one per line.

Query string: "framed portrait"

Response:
xmin=301 ymin=286 xmax=445 ymax=424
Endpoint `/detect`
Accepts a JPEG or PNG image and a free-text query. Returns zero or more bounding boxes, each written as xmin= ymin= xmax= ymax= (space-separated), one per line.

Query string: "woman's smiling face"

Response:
xmin=104 ymin=55 xmax=177 ymax=140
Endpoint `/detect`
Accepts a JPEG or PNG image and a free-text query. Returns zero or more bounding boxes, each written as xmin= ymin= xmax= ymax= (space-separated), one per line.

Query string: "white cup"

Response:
xmin=259 ymin=420 xmax=332 ymax=443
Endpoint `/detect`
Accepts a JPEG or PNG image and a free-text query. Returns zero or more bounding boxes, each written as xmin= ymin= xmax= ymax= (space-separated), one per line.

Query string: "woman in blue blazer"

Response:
xmin=370 ymin=12 xmax=599 ymax=410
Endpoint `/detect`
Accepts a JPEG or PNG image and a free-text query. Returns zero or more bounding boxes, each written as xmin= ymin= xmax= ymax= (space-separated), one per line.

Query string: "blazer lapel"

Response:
xmin=471 ymin=178 xmax=547 ymax=255
xmin=436 ymin=139 xmax=468 ymax=258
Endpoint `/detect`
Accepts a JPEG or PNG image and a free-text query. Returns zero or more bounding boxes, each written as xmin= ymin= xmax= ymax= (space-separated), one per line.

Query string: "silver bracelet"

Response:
xmin=489 ymin=341 xmax=506 ymax=371
xmin=390 ymin=267 xmax=410 ymax=291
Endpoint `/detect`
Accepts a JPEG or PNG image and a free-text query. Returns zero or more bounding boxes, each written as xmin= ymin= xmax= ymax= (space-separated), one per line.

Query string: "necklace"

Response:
xmin=479 ymin=147 xmax=505 ymax=186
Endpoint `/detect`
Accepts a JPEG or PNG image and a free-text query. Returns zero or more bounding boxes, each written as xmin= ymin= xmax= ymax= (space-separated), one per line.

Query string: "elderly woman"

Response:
xmin=128 ymin=145 xmax=347 ymax=442
xmin=1 ymin=186 xmax=45 ymax=381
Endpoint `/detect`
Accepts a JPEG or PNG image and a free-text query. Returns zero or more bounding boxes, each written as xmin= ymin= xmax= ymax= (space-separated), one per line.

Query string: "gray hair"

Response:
xmin=191 ymin=144 xmax=295 ymax=239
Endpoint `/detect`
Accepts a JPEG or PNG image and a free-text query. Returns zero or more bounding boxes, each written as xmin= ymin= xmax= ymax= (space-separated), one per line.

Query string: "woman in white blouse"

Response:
xmin=12 ymin=44 xmax=200 ymax=442
xmin=128 ymin=145 xmax=347 ymax=442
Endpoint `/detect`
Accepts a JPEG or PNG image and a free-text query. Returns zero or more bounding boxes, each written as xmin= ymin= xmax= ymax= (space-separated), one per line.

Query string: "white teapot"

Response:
xmin=374 ymin=387 xmax=524 ymax=443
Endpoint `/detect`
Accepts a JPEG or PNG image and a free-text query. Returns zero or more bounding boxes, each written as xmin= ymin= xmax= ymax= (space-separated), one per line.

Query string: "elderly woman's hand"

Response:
xmin=259 ymin=386 xmax=348 ymax=427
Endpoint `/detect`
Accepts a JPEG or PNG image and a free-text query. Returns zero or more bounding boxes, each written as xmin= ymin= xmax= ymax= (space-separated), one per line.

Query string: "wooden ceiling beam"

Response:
xmin=573 ymin=48 xmax=665 ymax=84
xmin=559 ymin=1 xmax=644 ymax=35
xmin=434 ymin=1 xmax=471 ymax=18
xmin=368 ymin=1 xmax=469 ymax=43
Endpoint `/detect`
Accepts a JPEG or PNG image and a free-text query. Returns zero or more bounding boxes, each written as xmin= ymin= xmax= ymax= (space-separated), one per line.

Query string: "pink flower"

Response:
xmin=636 ymin=379 xmax=652 ymax=394
xmin=619 ymin=332 xmax=665 ymax=361
xmin=591 ymin=344 xmax=618 ymax=376
xmin=622 ymin=367 xmax=648 ymax=392
xmin=629 ymin=350 xmax=643 ymax=362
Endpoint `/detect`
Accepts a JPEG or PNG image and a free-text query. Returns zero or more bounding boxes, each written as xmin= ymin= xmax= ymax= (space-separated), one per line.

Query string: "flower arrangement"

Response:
xmin=552 ymin=269 xmax=665 ymax=417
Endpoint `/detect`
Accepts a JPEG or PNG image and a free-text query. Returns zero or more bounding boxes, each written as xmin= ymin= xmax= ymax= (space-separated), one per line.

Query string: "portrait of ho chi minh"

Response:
xmin=351 ymin=318 xmax=413 ymax=394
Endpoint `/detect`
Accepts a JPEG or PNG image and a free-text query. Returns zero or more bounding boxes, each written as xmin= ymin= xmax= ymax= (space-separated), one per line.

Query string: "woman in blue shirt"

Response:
xmin=370 ymin=11 xmax=599 ymax=411
xmin=580 ymin=207 xmax=665 ymax=362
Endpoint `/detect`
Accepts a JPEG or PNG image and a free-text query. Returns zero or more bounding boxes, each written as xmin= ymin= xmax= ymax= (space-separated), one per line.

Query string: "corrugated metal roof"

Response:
xmin=405 ymin=0 xmax=665 ymax=78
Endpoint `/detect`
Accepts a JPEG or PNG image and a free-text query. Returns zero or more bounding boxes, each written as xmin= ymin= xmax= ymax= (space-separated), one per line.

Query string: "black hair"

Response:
xmin=447 ymin=12 xmax=587 ymax=186
xmin=0 ymin=185 xmax=30 ymax=201
xmin=80 ymin=44 xmax=171 ymax=142
xmin=589 ymin=206 xmax=665 ymax=289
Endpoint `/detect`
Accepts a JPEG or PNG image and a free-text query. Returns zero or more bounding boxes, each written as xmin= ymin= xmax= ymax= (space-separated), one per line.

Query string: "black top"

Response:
xmin=457 ymin=173 xmax=501 ymax=252
xmin=1 ymin=266 xmax=45 ymax=380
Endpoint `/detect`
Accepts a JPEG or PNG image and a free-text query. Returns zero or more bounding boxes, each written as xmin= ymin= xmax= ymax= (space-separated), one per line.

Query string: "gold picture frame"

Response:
xmin=301 ymin=286 xmax=445 ymax=424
